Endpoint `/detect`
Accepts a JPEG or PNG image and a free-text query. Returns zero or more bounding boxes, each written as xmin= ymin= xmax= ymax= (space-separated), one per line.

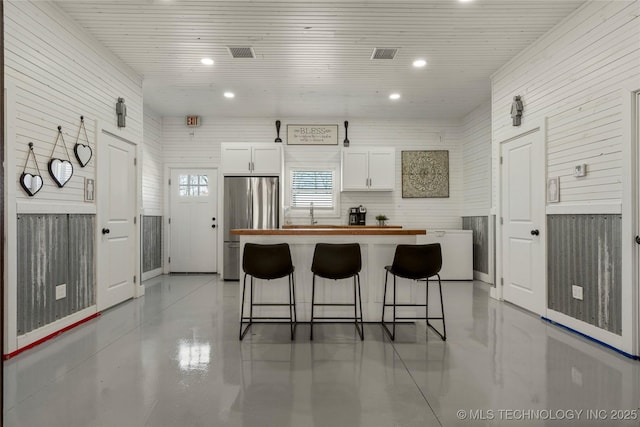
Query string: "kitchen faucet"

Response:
xmin=310 ymin=202 xmax=317 ymax=225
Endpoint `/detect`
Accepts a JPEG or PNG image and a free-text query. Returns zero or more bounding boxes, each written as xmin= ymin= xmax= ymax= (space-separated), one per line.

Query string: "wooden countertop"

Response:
xmin=282 ymin=225 xmax=402 ymax=229
xmin=231 ymin=228 xmax=425 ymax=236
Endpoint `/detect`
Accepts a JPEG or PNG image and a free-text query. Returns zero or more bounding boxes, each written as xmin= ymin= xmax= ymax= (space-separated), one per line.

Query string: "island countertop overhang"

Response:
xmin=231 ymin=228 xmax=426 ymax=236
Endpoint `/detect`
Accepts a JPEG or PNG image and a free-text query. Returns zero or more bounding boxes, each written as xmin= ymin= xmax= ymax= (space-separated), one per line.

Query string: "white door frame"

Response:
xmin=622 ymin=81 xmax=640 ymax=357
xmin=163 ymin=162 xmax=220 ymax=275
xmin=494 ymin=119 xmax=546 ymax=308
xmin=96 ymin=122 xmax=143 ymax=310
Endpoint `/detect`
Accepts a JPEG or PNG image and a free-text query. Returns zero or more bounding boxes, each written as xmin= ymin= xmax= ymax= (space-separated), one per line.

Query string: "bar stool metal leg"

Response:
xmin=310 ymin=274 xmax=316 ymax=340
xmin=239 ymin=273 xmax=248 ymax=339
xmin=425 ymin=274 xmax=446 ymax=341
xmin=352 ymin=274 xmax=363 ymax=340
xmin=381 ymin=270 xmax=394 ymax=340
xmin=288 ymin=274 xmax=296 ymax=340
xmin=357 ymin=274 xmax=364 ymax=340
xmin=392 ymin=274 xmax=397 ymax=339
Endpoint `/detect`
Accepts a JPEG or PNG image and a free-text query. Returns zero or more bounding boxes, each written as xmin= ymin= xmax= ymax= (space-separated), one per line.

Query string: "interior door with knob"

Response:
xmin=501 ymin=128 xmax=546 ymax=315
xmin=169 ymin=168 xmax=218 ymax=272
xmin=97 ymin=131 xmax=137 ymax=311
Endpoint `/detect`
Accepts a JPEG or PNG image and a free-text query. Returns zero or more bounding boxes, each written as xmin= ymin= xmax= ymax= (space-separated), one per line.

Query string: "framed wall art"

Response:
xmin=401 ymin=150 xmax=449 ymax=198
xmin=287 ymin=124 xmax=338 ymax=145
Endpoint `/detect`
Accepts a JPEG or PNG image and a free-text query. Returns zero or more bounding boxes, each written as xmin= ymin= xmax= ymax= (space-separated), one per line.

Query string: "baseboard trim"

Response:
xmin=4 ymin=312 xmax=101 ymax=360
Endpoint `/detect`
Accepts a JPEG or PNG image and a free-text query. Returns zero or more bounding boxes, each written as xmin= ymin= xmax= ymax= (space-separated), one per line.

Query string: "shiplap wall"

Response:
xmin=5 ymin=0 xmax=143 ymax=206
xmin=163 ymin=117 xmax=463 ymax=229
xmin=492 ymin=1 xmax=640 ymax=208
xmin=462 ymin=102 xmax=491 ymax=216
xmin=143 ymin=107 xmax=163 ymax=214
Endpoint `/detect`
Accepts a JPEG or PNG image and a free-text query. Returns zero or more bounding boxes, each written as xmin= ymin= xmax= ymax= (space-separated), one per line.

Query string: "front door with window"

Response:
xmin=169 ymin=169 xmax=218 ymax=272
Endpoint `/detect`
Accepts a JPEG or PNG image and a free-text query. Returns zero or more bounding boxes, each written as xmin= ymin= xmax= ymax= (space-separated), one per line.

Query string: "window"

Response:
xmin=288 ymin=168 xmax=339 ymax=217
xmin=178 ymin=174 xmax=209 ymax=197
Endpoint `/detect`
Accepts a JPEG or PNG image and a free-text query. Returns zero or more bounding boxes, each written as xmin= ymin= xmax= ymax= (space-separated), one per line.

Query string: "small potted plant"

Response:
xmin=375 ymin=214 xmax=388 ymax=227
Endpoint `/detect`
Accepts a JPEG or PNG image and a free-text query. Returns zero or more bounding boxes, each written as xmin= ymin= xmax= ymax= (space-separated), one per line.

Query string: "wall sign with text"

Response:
xmin=287 ymin=125 xmax=338 ymax=145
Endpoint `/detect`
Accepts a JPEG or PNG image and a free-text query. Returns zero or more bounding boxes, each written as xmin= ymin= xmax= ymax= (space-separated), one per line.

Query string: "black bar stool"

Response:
xmin=310 ymin=243 xmax=364 ymax=340
xmin=239 ymin=243 xmax=297 ymax=340
xmin=381 ymin=243 xmax=446 ymax=341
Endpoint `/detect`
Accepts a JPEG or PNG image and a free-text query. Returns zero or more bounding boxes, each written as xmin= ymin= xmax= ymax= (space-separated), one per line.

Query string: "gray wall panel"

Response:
xmin=462 ymin=216 xmax=489 ymax=274
xmin=17 ymin=214 xmax=94 ymax=335
xmin=68 ymin=215 xmax=95 ymax=314
xmin=547 ymin=215 xmax=621 ymax=334
xmin=142 ymin=215 xmax=162 ymax=272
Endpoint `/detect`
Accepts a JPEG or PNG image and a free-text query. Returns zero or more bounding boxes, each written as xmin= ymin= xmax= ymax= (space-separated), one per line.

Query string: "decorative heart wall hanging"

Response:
xmin=48 ymin=158 xmax=74 ymax=187
xmin=20 ymin=142 xmax=44 ymax=197
xmin=73 ymin=115 xmax=92 ymax=167
xmin=48 ymin=126 xmax=74 ymax=188
xmin=20 ymin=173 xmax=44 ymax=197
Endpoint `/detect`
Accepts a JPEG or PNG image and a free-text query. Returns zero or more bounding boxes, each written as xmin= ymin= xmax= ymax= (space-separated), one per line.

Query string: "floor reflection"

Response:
xmin=4 ymin=275 xmax=640 ymax=427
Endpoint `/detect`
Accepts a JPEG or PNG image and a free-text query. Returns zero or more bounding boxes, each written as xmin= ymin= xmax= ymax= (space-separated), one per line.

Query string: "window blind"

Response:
xmin=291 ymin=170 xmax=334 ymax=208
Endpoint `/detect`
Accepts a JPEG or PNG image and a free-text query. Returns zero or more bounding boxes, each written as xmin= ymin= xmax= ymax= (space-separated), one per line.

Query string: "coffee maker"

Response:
xmin=348 ymin=205 xmax=366 ymax=225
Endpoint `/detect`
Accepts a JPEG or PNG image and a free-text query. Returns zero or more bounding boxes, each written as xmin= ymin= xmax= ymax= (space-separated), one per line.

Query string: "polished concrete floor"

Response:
xmin=3 ymin=275 xmax=640 ymax=426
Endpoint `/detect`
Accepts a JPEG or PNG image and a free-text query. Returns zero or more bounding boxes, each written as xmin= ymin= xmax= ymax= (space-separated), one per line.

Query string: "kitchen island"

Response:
xmin=231 ymin=228 xmax=427 ymax=322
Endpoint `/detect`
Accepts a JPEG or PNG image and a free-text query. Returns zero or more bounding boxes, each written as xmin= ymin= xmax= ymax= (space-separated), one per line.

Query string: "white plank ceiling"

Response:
xmin=54 ymin=0 xmax=586 ymax=119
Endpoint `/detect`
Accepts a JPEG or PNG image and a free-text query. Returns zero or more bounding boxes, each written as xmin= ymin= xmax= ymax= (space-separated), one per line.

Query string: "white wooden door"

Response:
xmin=341 ymin=149 xmax=369 ymax=190
xmin=169 ymin=169 xmax=218 ymax=272
xmin=98 ymin=132 xmax=137 ymax=311
xmin=501 ymin=130 xmax=545 ymax=315
xmin=368 ymin=149 xmax=395 ymax=190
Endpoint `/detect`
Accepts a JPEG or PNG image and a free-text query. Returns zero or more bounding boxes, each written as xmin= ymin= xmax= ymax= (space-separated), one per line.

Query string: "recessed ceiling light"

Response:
xmin=200 ymin=58 xmax=214 ymax=65
xmin=389 ymin=93 xmax=401 ymax=100
xmin=413 ymin=59 xmax=427 ymax=68
xmin=224 ymin=92 xmax=235 ymax=99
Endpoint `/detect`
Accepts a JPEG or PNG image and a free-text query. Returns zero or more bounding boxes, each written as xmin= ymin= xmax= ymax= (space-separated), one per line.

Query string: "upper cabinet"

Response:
xmin=341 ymin=147 xmax=395 ymax=191
xmin=221 ymin=143 xmax=282 ymax=175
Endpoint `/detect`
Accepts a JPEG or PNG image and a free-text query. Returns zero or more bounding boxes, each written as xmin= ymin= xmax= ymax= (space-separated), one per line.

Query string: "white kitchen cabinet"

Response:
xmin=221 ymin=143 xmax=282 ymax=175
xmin=341 ymin=147 xmax=395 ymax=191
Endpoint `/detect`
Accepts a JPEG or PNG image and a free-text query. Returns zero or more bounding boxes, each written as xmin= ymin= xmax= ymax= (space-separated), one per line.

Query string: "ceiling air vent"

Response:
xmin=370 ymin=48 xmax=398 ymax=60
xmin=227 ymin=46 xmax=256 ymax=59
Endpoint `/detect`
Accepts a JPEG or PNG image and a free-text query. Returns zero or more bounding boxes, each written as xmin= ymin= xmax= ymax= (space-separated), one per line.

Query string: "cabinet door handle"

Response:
xmin=248 ymin=162 xmax=251 ymax=171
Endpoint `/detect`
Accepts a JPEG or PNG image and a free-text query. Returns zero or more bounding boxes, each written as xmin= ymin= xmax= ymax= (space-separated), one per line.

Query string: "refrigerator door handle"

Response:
xmin=248 ymin=182 xmax=253 ymax=229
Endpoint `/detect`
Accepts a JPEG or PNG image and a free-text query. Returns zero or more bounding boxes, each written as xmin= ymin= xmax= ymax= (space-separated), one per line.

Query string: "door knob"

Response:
xmin=635 ymin=235 xmax=640 ymax=244
xmin=530 ymin=229 xmax=539 ymax=236
xmin=102 ymin=228 xmax=110 ymax=235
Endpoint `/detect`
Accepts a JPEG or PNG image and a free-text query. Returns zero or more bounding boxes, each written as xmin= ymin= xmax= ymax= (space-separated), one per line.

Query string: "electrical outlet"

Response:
xmin=55 ymin=284 xmax=67 ymax=300
xmin=572 ymin=285 xmax=583 ymax=300
xmin=571 ymin=367 xmax=583 ymax=386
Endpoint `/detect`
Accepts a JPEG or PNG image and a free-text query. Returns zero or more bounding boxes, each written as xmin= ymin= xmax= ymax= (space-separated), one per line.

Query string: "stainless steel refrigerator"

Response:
xmin=223 ymin=177 xmax=279 ymax=280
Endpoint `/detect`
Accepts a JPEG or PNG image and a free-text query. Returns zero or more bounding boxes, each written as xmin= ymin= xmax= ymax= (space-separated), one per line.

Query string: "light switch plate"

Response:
xmin=55 ymin=284 xmax=67 ymax=300
xmin=574 ymin=164 xmax=587 ymax=177
xmin=572 ymin=285 xmax=583 ymax=300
